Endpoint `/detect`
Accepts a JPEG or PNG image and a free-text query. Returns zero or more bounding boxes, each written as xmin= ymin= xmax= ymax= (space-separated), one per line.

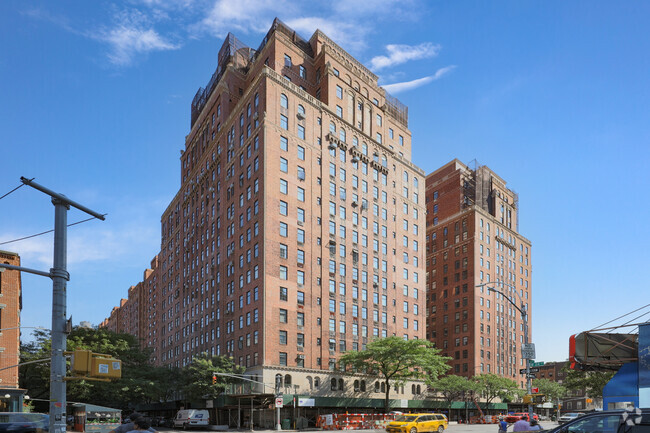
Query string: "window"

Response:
xmin=279 ymin=330 xmax=287 ymax=345
xmin=279 ymin=352 xmax=287 ymax=366
xmin=297 ymin=187 xmax=305 ymax=202
xmin=279 ymin=309 xmax=288 ymax=323
xmin=336 ymin=85 xmax=343 ymax=99
xmin=280 ymin=93 xmax=288 ymax=109
xmin=297 ymin=146 xmax=305 ymax=160
xmin=280 ymin=115 xmax=288 ymax=130
xmin=280 ymin=179 xmax=288 ymax=194
xmin=336 ymin=105 xmax=343 ymax=117
xmin=279 ymin=223 xmax=288 ymax=237
xmin=280 ymin=287 xmax=288 ymax=301
xmin=284 ymin=54 xmax=292 ymax=67
xmin=280 ymin=158 xmax=288 ymax=173
xmin=280 ymin=266 xmax=288 ymax=280
xmin=280 ymin=136 xmax=288 ymax=151
xmin=299 ymin=65 xmax=306 ymax=79
xmin=298 ymin=125 xmax=305 ymax=140
xmin=279 ymin=200 xmax=288 ymax=215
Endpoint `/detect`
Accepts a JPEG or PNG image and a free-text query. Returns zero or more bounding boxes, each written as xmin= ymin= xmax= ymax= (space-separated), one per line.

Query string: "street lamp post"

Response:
xmin=478 ymin=282 xmax=533 ymax=421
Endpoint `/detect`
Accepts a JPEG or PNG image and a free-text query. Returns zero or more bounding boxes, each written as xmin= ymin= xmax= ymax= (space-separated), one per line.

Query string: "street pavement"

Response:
xmin=156 ymin=422 xmax=561 ymax=433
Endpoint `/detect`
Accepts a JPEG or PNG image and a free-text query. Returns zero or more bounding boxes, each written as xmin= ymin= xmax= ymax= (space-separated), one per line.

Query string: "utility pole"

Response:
xmin=0 ymin=177 xmax=104 ymax=433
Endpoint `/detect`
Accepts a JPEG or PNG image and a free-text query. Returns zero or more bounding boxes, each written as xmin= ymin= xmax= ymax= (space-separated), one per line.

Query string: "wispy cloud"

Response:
xmin=96 ymin=9 xmax=180 ymax=66
xmin=383 ymin=66 xmax=456 ymax=94
xmin=286 ymin=17 xmax=370 ymax=52
xmin=197 ymin=0 xmax=293 ymax=37
xmin=101 ymin=25 xmax=179 ymax=66
xmin=370 ymin=42 xmax=440 ymax=71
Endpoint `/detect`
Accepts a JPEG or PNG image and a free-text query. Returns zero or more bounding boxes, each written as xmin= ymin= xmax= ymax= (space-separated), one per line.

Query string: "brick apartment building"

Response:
xmin=424 ymin=160 xmax=533 ymax=386
xmin=103 ymin=19 xmax=429 ymax=414
xmin=0 ymin=250 xmax=26 ymax=411
xmin=537 ymin=361 xmax=600 ymax=412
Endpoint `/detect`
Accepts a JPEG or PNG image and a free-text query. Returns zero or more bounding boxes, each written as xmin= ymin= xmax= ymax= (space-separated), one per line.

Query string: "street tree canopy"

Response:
xmin=431 ymin=375 xmax=478 ymax=404
xmin=473 ymin=373 xmax=521 ymax=404
xmin=339 ymin=336 xmax=450 ymax=413
xmin=562 ymin=367 xmax=615 ymax=398
xmin=181 ymin=353 xmax=244 ymax=402
xmin=532 ymin=378 xmax=567 ymax=401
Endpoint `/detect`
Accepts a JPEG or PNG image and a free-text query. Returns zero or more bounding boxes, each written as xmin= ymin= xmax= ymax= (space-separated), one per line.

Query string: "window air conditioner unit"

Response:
xmin=328 ymin=142 xmax=337 ymax=150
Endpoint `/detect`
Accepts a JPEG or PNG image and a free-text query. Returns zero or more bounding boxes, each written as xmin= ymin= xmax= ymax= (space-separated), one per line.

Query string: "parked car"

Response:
xmin=504 ymin=413 xmax=539 ymax=423
xmin=546 ymin=409 xmax=650 ymax=433
xmin=558 ymin=412 xmax=583 ymax=424
xmin=173 ymin=410 xmax=209 ymax=430
xmin=0 ymin=413 xmax=49 ymax=433
xmin=386 ymin=413 xmax=448 ymax=433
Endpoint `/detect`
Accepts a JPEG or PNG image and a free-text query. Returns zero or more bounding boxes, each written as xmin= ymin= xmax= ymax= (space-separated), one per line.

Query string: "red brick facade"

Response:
xmin=102 ymin=19 xmax=428 ymax=401
xmin=0 ymin=250 xmax=25 ymax=410
xmin=425 ymin=160 xmax=532 ymax=387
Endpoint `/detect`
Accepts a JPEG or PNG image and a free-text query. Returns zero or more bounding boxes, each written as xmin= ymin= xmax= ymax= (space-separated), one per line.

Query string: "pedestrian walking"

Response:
xmin=528 ymin=419 xmax=542 ymax=431
xmin=513 ymin=416 xmax=531 ymax=432
xmin=109 ymin=413 xmax=155 ymax=433
xmin=498 ymin=417 xmax=508 ymax=433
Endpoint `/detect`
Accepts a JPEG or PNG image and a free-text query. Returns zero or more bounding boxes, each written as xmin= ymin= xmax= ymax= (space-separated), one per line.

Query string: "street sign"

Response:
xmin=531 ymin=387 xmax=539 ymax=393
xmin=520 ymin=367 xmax=540 ymax=374
xmin=530 ymin=361 xmax=545 ymax=367
xmin=521 ymin=343 xmax=536 ymax=359
xmin=527 ymin=373 xmax=537 ymax=379
xmin=275 ymin=397 xmax=283 ymax=408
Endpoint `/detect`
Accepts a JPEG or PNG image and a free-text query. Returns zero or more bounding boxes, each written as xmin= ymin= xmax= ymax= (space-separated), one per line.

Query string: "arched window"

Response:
xmin=285 ymin=374 xmax=292 ymax=386
xmin=339 ymin=129 xmax=346 ymax=142
xmin=380 ymin=382 xmax=386 ymax=393
xmin=375 ymin=381 xmax=380 ymax=393
xmin=331 ymin=378 xmax=337 ymax=391
xmin=354 ymin=380 xmax=360 ymax=391
xmin=306 ymin=376 xmax=313 ymax=390
xmin=314 ymin=377 xmax=320 ymax=388
xmin=298 ymin=105 xmax=305 ymax=116
xmin=360 ymin=380 xmax=366 ymax=392
xmin=412 ymin=384 xmax=416 ymax=394
xmin=280 ymin=94 xmax=288 ymax=109
xmin=416 ymin=385 xmax=421 ymax=394
xmin=338 ymin=378 xmax=345 ymax=391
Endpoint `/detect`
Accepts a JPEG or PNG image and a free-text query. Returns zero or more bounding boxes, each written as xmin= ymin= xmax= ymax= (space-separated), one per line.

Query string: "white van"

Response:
xmin=173 ymin=410 xmax=209 ymax=429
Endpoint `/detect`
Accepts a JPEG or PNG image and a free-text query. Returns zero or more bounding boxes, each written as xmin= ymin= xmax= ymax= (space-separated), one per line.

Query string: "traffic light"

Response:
xmin=212 ymin=374 xmax=217 ymax=385
xmin=67 ymin=349 xmax=122 ymax=381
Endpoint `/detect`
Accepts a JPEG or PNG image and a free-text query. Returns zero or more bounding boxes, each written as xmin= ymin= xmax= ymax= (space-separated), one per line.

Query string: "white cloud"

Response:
xmin=382 ymin=65 xmax=456 ymax=94
xmin=370 ymin=42 xmax=441 ymax=71
xmin=285 ymin=17 xmax=369 ymax=53
xmin=197 ymin=0 xmax=294 ymax=37
xmin=102 ymin=25 xmax=179 ymax=66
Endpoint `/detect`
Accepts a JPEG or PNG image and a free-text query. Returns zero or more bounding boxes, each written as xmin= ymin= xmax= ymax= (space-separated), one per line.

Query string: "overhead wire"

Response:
xmin=0 ymin=216 xmax=100 ymax=246
xmin=0 ymin=183 xmax=26 ymax=201
xmin=591 ymin=303 xmax=650 ymax=331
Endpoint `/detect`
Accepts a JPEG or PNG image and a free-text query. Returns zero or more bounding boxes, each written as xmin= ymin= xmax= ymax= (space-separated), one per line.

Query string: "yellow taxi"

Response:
xmin=386 ymin=413 xmax=448 ymax=433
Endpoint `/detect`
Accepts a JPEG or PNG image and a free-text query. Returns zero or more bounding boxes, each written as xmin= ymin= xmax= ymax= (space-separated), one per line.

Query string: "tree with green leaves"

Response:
xmin=339 ymin=336 xmax=450 ymax=413
xmin=562 ymin=367 xmax=615 ymax=398
xmin=180 ymin=353 xmax=244 ymax=402
xmin=21 ymin=327 xmax=181 ymax=410
xmin=431 ymin=375 xmax=477 ymax=405
xmin=532 ymin=378 xmax=566 ymax=402
xmin=473 ymin=373 xmax=521 ymax=404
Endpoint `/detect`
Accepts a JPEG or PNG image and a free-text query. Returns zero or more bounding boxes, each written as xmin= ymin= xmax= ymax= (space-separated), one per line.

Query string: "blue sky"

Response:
xmin=1 ymin=1 xmax=649 ymax=363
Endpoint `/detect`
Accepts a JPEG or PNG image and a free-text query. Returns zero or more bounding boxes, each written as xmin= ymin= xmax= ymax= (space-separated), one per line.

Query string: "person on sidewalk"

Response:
xmin=498 ymin=417 xmax=509 ymax=433
xmin=109 ymin=413 xmax=155 ymax=433
xmin=512 ymin=416 xmax=531 ymax=432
